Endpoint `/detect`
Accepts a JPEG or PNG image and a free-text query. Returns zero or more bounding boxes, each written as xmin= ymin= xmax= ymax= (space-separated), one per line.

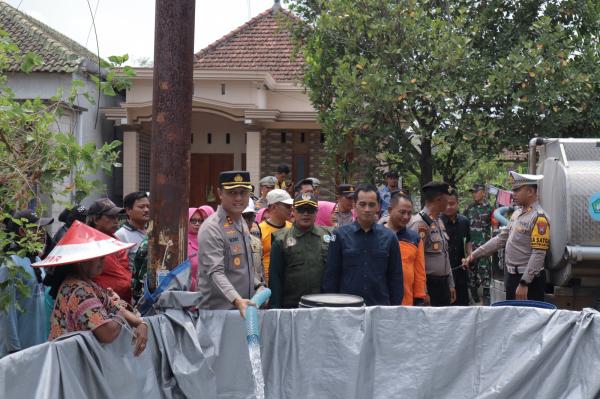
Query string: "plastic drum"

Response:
xmin=299 ymin=293 xmax=365 ymax=308
xmin=491 ymin=300 xmax=557 ymax=310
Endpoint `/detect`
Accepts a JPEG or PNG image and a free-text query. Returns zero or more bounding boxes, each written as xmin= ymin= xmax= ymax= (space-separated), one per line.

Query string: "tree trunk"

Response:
xmin=419 ymin=137 xmax=433 ymax=207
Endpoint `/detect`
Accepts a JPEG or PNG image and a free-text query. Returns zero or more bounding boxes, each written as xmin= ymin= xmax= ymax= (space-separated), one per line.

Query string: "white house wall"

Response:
xmin=127 ymin=76 xmax=315 ymax=113
xmin=191 ymin=112 xmax=246 ymax=170
xmin=5 ymin=71 xmax=121 ymax=230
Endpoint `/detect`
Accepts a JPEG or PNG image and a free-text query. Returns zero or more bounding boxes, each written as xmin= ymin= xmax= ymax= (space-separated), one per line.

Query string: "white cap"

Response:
xmin=308 ymin=177 xmax=321 ymax=187
xmin=266 ymin=189 xmax=294 ymax=206
xmin=243 ymin=198 xmax=256 ymax=214
xmin=509 ymin=171 xmax=543 ymax=189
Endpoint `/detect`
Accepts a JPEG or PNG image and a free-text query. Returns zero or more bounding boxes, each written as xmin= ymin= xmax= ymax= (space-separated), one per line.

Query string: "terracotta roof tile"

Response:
xmin=0 ymin=1 xmax=99 ymax=73
xmin=194 ymin=8 xmax=304 ymax=82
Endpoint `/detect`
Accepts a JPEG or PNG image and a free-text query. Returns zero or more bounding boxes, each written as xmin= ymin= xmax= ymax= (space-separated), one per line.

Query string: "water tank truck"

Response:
xmin=492 ymin=138 xmax=600 ymax=309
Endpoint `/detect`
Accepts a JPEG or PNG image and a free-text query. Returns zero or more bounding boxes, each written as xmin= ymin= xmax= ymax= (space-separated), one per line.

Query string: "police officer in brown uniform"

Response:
xmin=333 ymin=184 xmax=356 ymax=228
xmin=463 ymin=171 xmax=550 ymax=301
xmin=196 ymin=171 xmax=264 ymax=317
xmin=407 ymin=182 xmax=456 ymax=306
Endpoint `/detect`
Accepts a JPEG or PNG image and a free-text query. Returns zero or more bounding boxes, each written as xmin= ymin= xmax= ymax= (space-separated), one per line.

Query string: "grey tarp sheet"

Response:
xmin=1 ymin=306 xmax=599 ymax=398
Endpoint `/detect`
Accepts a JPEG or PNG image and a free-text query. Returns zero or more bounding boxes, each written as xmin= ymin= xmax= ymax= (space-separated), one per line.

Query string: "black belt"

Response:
xmin=427 ymin=274 xmax=449 ymax=281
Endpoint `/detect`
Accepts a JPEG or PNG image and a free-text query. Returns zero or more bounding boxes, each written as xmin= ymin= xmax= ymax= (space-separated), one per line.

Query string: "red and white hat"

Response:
xmin=32 ymin=220 xmax=134 ymax=267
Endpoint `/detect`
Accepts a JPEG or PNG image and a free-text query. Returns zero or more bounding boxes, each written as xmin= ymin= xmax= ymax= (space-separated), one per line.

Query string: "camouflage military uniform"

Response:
xmin=464 ymin=201 xmax=493 ymax=301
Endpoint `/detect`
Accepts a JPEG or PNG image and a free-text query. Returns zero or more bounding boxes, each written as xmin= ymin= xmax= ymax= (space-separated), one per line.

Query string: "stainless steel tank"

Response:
xmin=534 ymin=138 xmax=600 ymax=286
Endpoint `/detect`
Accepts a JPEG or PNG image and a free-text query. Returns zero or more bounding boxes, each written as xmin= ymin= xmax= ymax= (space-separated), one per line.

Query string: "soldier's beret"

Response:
xmin=422 ymin=181 xmax=452 ymax=195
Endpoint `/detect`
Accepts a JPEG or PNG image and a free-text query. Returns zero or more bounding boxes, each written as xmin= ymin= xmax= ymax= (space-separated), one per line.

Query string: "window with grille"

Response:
xmin=138 ymin=133 xmax=151 ymax=192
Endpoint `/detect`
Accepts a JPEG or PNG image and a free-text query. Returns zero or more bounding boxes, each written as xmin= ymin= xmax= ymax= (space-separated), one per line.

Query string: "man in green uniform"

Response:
xmin=269 ymin=193 xmax=333 ymax=308
xmin=464 ymin=183 xmax=494 ymax=304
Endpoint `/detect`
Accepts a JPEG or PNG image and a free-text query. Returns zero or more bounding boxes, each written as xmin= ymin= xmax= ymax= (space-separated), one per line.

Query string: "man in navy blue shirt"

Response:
xmin=322 ymin=184 xmax=404 ymax=306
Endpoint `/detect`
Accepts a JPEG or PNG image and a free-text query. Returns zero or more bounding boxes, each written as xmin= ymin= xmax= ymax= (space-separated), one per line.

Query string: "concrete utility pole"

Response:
xmin=147 ymin=0 xmax=196 ymax=291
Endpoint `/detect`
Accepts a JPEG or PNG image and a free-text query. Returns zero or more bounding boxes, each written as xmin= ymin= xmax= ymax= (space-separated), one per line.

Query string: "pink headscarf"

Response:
xmin=315 ymin=201 xmax=336 ymax=227
xmin=188 ymin=205 xmax=215 ymax=291
xmin=256 ymin=207 xmax=268 ymax=224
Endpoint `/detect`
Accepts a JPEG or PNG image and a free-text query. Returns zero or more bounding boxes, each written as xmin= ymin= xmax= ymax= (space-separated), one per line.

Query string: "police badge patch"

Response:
xmin=323 ymin=235 xmax=331 ymax=243
xmin=287 ymin=236 xmax=297 ymax=247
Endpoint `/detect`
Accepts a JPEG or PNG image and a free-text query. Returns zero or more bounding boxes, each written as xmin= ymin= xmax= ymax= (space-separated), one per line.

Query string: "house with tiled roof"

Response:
xmin=0 ymin=1 xmax=122 ymax=225
xmin=104 ymin=4 xmax=332 ymax=206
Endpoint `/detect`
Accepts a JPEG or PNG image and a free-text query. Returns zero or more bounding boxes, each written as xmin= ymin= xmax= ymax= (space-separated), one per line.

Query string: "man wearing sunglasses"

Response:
xmin=269 ymin=193 xmax=333 ymax=308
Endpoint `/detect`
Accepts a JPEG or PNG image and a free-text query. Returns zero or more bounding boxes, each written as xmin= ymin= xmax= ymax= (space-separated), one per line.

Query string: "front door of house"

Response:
xmin=190 ymin=153 xmax=234 ymax=209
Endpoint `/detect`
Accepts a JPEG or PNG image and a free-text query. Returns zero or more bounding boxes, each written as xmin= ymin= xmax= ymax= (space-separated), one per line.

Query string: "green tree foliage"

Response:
xmin=287 ymin=0 xmax=600 ymax=192
xmin=0 ymin=29 xmax=131 ymax=312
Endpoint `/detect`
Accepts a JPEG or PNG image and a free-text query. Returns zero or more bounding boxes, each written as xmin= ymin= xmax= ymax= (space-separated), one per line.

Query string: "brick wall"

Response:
xmin=260 ymin=130 xmax=336 ymax=201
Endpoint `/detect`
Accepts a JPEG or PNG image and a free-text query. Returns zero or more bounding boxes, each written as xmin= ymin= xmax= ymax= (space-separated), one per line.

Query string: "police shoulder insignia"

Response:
xmin=286 ymin=236 xmax=297 ymax=247
xmin=418 ymin=224 xmax=427 ymax=240
xmin=531 ymin=215 xmax=550 ymax=250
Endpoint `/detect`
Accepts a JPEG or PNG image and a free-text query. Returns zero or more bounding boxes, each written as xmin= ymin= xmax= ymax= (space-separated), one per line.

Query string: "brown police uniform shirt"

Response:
xmin=407 ymin=206 xmax=455 ymax=288
xmin=472 ymin=201 xmax=550 ymax=283
xmin=196 ymin=206 xmax=261 ymax=309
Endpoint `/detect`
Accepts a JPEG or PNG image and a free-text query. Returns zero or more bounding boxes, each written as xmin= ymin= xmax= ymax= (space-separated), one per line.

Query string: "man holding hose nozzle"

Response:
xmin=462 ymin=171 xmax=550 ymax=301
xmin=196 ymin=171 xmax=265 ymax=318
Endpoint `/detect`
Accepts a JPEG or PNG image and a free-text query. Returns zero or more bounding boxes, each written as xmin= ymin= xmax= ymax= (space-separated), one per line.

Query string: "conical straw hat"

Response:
xmin=32 ymin=220 xmax=134 ymax=267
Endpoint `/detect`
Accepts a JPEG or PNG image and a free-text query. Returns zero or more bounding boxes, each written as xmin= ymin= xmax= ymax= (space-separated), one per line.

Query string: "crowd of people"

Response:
xmin=0 ymin=164 xmax=551 ymax=358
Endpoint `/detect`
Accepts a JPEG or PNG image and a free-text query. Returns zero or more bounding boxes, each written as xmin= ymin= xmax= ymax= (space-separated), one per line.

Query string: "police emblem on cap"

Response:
xmin=508 ymin=173 xmax=515 ymax=185
xmin=286 ymin=236 xmax=297 ymax=247
xmin=302 ymin=192 xmax=311 ymax=201
xmin=234 ymin=174 xmax=243 ymax=182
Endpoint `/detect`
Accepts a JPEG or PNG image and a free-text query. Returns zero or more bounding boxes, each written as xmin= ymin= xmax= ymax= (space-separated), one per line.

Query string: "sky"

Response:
xmin=4 ymin=0 xmax=283 ymax=65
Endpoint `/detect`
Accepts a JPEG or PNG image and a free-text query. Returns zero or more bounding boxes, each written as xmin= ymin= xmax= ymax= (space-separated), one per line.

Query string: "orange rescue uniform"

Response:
xmin=396 ymin=228 xmax=427 ymax=305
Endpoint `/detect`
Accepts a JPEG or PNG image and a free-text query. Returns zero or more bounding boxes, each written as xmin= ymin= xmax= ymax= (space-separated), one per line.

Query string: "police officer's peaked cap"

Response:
xmin=509 ymin=171 xmax=543 ymax=190
xmin=294 ymin=192 xmax=319 ymax=208
xmin=307 ymin=177 xmax=321 ymax=187
xmin=469 ymin=183 xmax=486 ymax=192
xmin=295 ymin=178 xmax=314 ymax=191
xmin=422 ymin=181 xmax=453 ymax=195
xmin=259 ymin=176 xmax=277 ymax=187
xmin=219 ymin=171 xmax=252 ymax=190
xmin=336 ymin=184 xmax=356 ymax=197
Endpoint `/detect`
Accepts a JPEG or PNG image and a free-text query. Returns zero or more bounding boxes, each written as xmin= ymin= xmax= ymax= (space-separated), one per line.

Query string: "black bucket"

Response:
xmin=299 ymin=293 xmax=365 ymax=308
